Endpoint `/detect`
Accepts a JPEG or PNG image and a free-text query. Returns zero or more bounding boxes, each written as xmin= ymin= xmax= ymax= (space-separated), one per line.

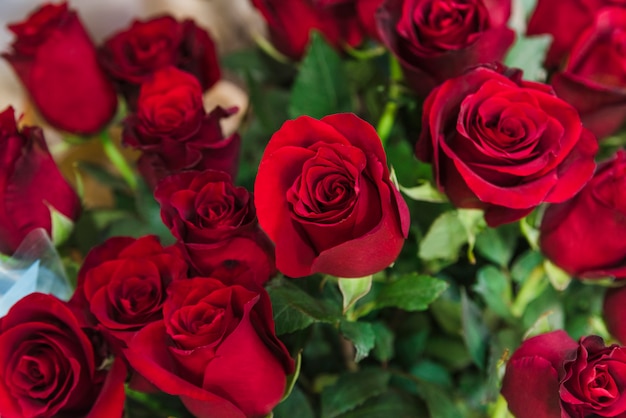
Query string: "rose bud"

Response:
xmin=250 ymin=0 xmax=364 ymax=60
xmin=552 ymin=8 xmax=626 ymax=140
xmin=0 ymin=293 xmax=126 ymax=418
xmin=99 ymin=15 xmax=221 ymax=106
xmin=540 ymin=151 xmax=626 ymax=279
xmin=527 ymin=0 xmax=620 ymax=69
xmin=125 ymin=278 xmax=294 ymax=418
xmin=255 ymin=113 xmax=410 ymax=278
xmin=416 ymin=65 xmax=598 ymax=226
xmin=70 ymin=235 xmax=189 ymax=354
xmin=2 ymin=3 xmax=117 ymax=135
xmin=502 ymin=331 xmax=626 ymax=418
xmin=0 ymin=107 xmax=80 ymax=255
xmin=155 ymin=169 xmax=276 ymax=287
xmin=376 ymin=0 xmax=515 ymax=95
xmin=122 ymin=66 xmax=240 ymax=189
xmin=501 ymin=330 xmax=578 ymax=418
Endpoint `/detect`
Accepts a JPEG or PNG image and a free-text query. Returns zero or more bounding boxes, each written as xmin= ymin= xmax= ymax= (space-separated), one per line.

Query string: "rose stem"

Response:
xmin=376 ymin=55 xmax=403 ymax=146
xmin=99 ymin=129 xmax=138 ymax=191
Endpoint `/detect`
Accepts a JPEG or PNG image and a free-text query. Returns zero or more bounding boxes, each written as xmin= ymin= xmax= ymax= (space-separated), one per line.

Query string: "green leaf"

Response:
xmin=419 ymin=210 xmax=484 ymax=263
xmin=473 ymin=266 xmax=513 ymax=319
xmin=372 ymin=322 xmax=395 ymax=363
xmin=274 ymin=386 xmax=315 ymax=418
xmin=339 ymin=320 xmax=376 ymax=362
xmin=375 ymin=273 xmax=448 ymax=312
xmin=77 ymin=161 xmax=129 ymax=191
xmin=47 ymin=204 xmax=75 ymax=247
xmin=399 ymin=180 xmax=447 ymax=203
xmin=461 ymin=290 xmax=489 ymax=370
xmin=544 ymin=259 xmax=572 ymax=291
xmin=504 ymin=34 xmax=552 ymax=82
xmin=336 ymin=391 xmax=425 ymax=418
xmin=320 ymin=368 xmax=391 ymax=418
xmin=267 ymin=279 xmax=340 ymax=335
xmin=288 ymin=32 xmax=352 ymax=119
xmin=338 ymin=276 xmax=373 ymax=313
xmin=416 ymin=380 xmax=463 ymax=418
xmin=475 ymin=223 xmax=519 ymax=267
xmin=280 ymin=352 xmax=302 ymax=402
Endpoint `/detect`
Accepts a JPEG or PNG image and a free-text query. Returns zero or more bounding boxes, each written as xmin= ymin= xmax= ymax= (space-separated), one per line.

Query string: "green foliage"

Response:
xmin=339 ymin=320 xmax=376 ymax=362
xmin=504 ymin=34 xmax=552 ymax=81
xmin=320 ymin=368 xmax=391 ymax=418
xmin=375 ymin=273 xmax=448 ymax=312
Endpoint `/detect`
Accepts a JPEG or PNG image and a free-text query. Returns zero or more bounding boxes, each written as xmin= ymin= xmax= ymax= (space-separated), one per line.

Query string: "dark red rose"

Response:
xmin=527 ymin=0 xmax=626 ymax=68
xmin=255 ymin=113 xmax=410 ymax=278
xmin=70 ymin=235 xmax=188 ymax=353
xmin=155 ymin=169 xmax=275 ymax=287
xmin=357 ymin=0 xmax=385 ymax=40
xmin=540 ymin=151 xmax=626 ymax=278
xmin=2 ymin=3 xmax=117 ymax=134
xmin=0 ymin=293 xmax=126 ymax=418
xmin=377 ymin=0 xmax=515 ymax=95
xmin=603 ymin=286 xmax=626 ymax=344
xmin=551 ymin=8 xmax=626 ymax=139
xmin=123 ymin=67 xmax=240 ymax=189
xmin=502 ymin=331 xmax=626 ymax=418
xmin=125 ymin=278 xmax=294 ymax=418
xmin=0 ymin=107 xmax=80 ymax=254
xmin=99 ymin=15 xmax=220 ymax=106
xmin=502 ymin=330 xmax=578 ymax=418
xmin=415 ymin=65 xmax=598 ymax=226
xmin=250 ymin=0 xmax=364 ymax=60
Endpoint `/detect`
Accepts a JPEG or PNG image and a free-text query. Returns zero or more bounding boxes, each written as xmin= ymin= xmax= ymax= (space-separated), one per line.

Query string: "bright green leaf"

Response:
xmin=339 ymin=320 xmax=376 ymax=362
xmin=419 ymin=210 xmax=484 ymax=263
xmin=475 ymin=223 xmax=519 ymax=267
xmin=339 ymin=276 xmax=373 ymax=314
xmin=288 ymin=32 xmax=353 ymax=119
xmin=47 ymin=204 xmax=75 ymax=247
xmin=544 ymin=259 xmax=572 ymax=291
xmin=399 ymin=181 xmax=447 ymax=203
xmin=280 ymin=352 xmax=302 ymax=402
xmin=504 ymin=34 xmax=552 ymax=82
xmin=321 ymin=368 xmax=391 ymax=418
xmin=473 ymin=266 xmax=513 ymax=319
xmin=376 ymin=273 xmax=448 ymax=312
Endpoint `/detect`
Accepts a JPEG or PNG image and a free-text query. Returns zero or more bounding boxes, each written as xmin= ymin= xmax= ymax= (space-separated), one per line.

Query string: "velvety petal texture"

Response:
xmin=603 ymin=286 xmax=626 ymax=345
xmin=255 ymin=113 xmax=410 ymax=278
xmin=99 ymin=15 xmax=221 ymax=106
xmin=2 ymin=3 xmax=117 ymax=134
xmin=416 ymin=65 xmax=598 ymax=226
xmin=0 ymin=107 xmax=80 ymax=254
xmin=123 ymin=67 xmax=240 ymax=189
xmin=155 ymin=169 xmax=276 ymax=287
xmin=540 ymin=151 xmax=626 ymax=279
xmin=0 ymin=293 xmax=126 ymax=418
xmin=125 ymin=278 xmax=293 ymax=418
xmin=376 ymin=0 xmax=515 ymax=95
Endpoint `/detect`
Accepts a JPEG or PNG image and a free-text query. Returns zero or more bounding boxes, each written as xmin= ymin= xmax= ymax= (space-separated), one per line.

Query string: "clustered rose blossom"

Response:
xmin=2 ymin=3 xmax=118 ymax=134
xmin=416 ymin=65 xmax=598 ymax=226
xmin=502 ymin=331 xmax=626 ymax=418
xmin=529 ymin=0 xmax=626 ymax=138
xmin=0 ymin=106 xmax=80 ymax=254
xmin=255 ymin=114 xmax=410 ymax=278
xmin=122 ymin=66 xmax=240 ymax=188
xmin=540 ymin=151 xmax=626 ymax=279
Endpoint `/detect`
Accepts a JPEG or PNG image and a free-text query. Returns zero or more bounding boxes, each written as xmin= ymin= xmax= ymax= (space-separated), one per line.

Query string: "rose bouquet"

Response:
xmin=1 ymin=0 xmax=626 ymax=417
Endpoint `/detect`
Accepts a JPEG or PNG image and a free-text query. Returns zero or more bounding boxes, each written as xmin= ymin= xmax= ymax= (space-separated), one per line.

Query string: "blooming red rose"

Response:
xmin=540 ymin=151 xmax=626 ymax=278
xmin=0 ymin=107 xmax=80 ymax=254
xmin=123 ymin=67 xmax=240 ymax=189
xmin=415 ymin=65 xmax=598 ymax=226
xmin=603 ymin=286 xmax=626 ymax=344
xmin=99 ymin=15 xmax=220 ymax=106
xmin=155 ymin=169 xmax=275 ymax=287
xmin=527 ymin=0 xmax=626 ymax=68
xmin=502 ymin=331 xmax=626 ymax=418
xmin=70 ymin=235 xmax=188 ymax=353
xmin=0 ymin=293 xmax=126 ymax=418
xmin=551 ymin=8 xmax=626 ymax=139
xmin=250 ymin=0 xmax=364 ymax=60
xmin=3 ymin=3 xmax=117 ymax=134
xmin=255 ymin=113 xmax=410 ymax=278
xmin=377 ymin=0 xmax=515 ymax=95
xmin=125 ymin=278 xmax=294 ymax=418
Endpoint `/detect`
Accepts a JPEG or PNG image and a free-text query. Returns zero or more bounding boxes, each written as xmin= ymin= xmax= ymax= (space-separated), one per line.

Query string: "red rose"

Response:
xmin=0 ymin=107 xmax=80 ymax=254
xmin=312 ymin=0 xmax=384 ymax=40
xmin=155 ymin=169 xmax=275 ymax=287
xmin=99 ymin=15 xmax=220 ymax=106
xmin=527 ymin=0 xmax=625 ymax=68
xmin=377 ymin=0 xmax=515 ymax=95
xmin=502 ymin=331 xmax=626 ymax=418
xmin=125 ymin=278 xmax=294 ymax=418
xmin=70 ymin=235 xmax=188 ymax=353
xmin=123 ymin=67 xmax=240 ymax=189
xmin=0 ymin=293 xmax=126 ymax=418
xmin=603 ymin=286 xmax=626 ymax=344
xmin=551 ymin=8 xmax=626 ymax=139
xmin=540 ymin=151 xmax=626 ymax=278
xmin=415 ymin=65 xmax=598 ymax=226
xmin=2 ymin=3 xmax=117 ymax=134
xmin=254 ymin=113 xmax=410 ymax=278
xmin=250 ymin=0 xmax=364 ymax=60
